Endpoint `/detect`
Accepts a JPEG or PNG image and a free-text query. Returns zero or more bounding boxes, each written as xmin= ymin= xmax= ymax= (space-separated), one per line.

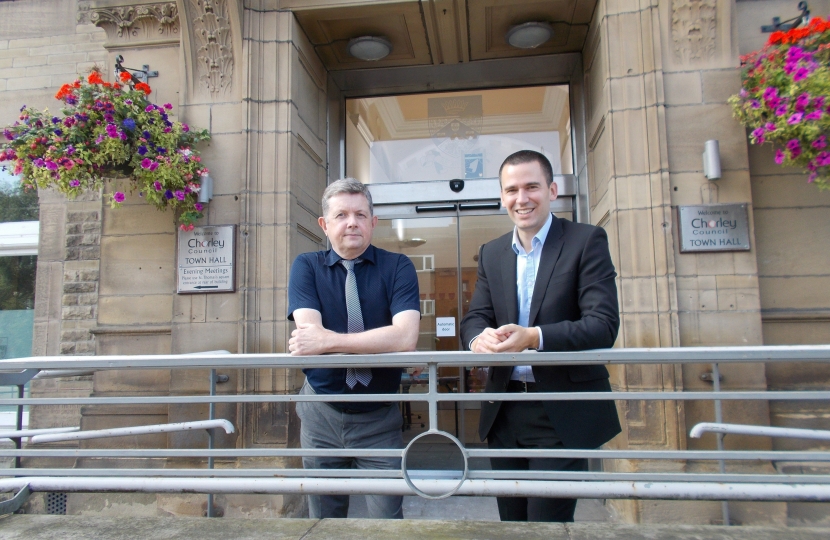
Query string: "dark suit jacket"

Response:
xmin=460 ymin=215 xmax=622 ymax=450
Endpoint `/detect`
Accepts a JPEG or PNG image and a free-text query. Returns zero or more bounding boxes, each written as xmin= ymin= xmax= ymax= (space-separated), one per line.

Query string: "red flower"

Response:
xmin=55 ymin=83 xmax=74 ymax=100
xmin=135 ymin=82 xmax=152 ymax=95
xmin=87 ymin=71 xmax=104 ymax=85
xmin=119 ymin=71 xmax=133 ymax=83
xmin=769 ymin=31 xmax=786 ymax=45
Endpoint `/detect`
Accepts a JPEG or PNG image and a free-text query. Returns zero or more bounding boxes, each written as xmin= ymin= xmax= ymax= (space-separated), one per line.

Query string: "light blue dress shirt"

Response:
xmin=509 ymin=213 xmax=553 ymax=383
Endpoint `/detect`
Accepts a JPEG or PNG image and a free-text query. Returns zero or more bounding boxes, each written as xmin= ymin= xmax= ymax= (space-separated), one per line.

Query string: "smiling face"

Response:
xmin=318 ymin=192 xmax=377 ymax=260
xmin=500 ymin=160 xmax=558 ymax=248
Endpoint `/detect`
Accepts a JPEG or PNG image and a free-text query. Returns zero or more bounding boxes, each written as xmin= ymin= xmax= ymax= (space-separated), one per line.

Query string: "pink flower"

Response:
xmin=795 ymin=93 xmax=811 ymax=112
xmin=812 ymin=136 xmax=827 ymax=149
xmin=113 ymin=192 xmax=125 ymax=203
xmin=194 ymin=203 xmax=204 ymax=212
xmin=69 ymin=179 xmax=80 ymax=187
xmin=153 ymin=181 xmax=163 ymax=190
xmin=175 ymin=190 xmax=186 ymax=201
xmin=793 ymin=67 xmax=810 ymax=82
xmin=141 ymin=158 xmax=153 ymax=169
xmin=787 ymin=113 xmax=803 ymax=125
xmin=163 ymin=103 xmax=173 ymax=110
xmin=774 ymin=149 xmax=785 ymax=164
xmin=149 ymin=161 xmax=159 ymax=171
xmin=179 ymin=224 xmax=195 ymax=232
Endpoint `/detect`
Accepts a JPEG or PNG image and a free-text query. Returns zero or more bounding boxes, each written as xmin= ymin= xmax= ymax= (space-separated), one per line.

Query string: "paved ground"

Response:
xmin=0 ymin=515 xmax=828 ymax=540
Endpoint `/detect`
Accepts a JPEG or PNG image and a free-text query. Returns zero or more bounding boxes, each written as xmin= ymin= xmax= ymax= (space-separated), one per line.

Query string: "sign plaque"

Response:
xmin=436 ymin=317 xmax=456 ymax=337
xmin=177 ymin=225 xmax=235 ymax=293
xmin=678 ymin=204 xmax=750 ymax=253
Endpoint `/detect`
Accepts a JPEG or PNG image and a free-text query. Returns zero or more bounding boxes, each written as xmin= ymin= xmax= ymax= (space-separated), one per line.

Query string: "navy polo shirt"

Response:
xmin=287 ymin=244 xmax=420 ymax=411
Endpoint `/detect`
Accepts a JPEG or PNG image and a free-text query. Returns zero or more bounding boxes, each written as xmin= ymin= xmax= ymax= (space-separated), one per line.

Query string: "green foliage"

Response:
xmin=0 ymin=255 xmax=35 ymax=311
xmin=0 ymin=182 xmax=38 ymax=223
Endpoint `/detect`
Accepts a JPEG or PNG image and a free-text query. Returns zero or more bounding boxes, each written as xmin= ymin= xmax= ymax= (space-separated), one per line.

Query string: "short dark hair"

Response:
xmin=498 ymin=150 xmax=553 ymax=186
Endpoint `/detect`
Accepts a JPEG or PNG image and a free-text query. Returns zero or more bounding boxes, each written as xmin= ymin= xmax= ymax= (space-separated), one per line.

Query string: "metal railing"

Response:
xmin=1 ymin=345 xmax=830 ymax=521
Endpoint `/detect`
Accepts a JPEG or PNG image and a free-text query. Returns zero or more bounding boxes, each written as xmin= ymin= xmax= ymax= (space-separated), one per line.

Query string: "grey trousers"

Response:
xmin=296 ymin=381 xmax=404 ymax=519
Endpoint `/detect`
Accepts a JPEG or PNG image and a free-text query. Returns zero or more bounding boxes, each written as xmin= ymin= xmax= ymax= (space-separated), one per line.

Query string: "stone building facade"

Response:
xmin=1 ymin=0 xmax=829 ymax=526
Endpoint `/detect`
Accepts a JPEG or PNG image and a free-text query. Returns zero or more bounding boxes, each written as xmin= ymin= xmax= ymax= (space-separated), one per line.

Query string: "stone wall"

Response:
xmin=583 ymin=0 xmax=688 ymax=523
xmin=3 ymin=0 xmax=108 ymax=482
xmin=738 ymin=0 xmax=830 ymax=527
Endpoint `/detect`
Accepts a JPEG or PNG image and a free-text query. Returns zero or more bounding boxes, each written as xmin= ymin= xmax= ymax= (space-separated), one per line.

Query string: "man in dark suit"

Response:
xmin=460 ymin=150 xmax=621 ymax=522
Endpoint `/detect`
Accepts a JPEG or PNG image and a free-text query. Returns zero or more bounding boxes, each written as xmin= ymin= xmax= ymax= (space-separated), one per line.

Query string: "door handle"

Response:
xmin=459 ymin=202 xmax=500 ymax=211
xmin=415 ymin=204 xmax=457 ymax=213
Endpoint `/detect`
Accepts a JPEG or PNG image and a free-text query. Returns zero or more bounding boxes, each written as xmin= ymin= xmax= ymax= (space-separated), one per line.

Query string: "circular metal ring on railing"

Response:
xmin=401 ymin=429 xmax=468 ymax=500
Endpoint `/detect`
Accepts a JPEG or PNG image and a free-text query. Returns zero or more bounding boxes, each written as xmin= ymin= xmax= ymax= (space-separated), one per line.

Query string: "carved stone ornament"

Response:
xmin=82 ymin=2 xmax=180 ymax=48
xmin=671 ymin=0 xmax=717 ymax=64
xmin=185 ymin=0 xmax=234 ymax=97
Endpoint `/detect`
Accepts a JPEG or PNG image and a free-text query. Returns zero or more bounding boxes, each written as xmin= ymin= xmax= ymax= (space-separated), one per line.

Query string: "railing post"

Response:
xmin=13 ymin=383 xmax=23 ymax=469
xmin=711 ymin=362 xmax=730 ymax=526
xmin=428 ymin=362 xmax=438 ymax=431
xmin=206 ymin=368 xmax=216 ymax=518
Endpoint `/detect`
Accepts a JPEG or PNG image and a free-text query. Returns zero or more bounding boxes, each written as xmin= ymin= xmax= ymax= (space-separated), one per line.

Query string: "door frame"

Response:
xmin=326 ymin=52 xmax=591 ymax=223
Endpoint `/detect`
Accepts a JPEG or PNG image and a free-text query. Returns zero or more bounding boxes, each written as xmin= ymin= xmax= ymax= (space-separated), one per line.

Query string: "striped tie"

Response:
xmin=342 ymin=259 xmax=372 ymax=388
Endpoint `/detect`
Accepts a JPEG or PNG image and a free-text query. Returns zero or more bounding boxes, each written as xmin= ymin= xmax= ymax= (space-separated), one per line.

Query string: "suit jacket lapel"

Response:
xmin=529 ymin=216 xmax=564 ymax=325
xmin=499 ymin=240 xmax=519 ymax=324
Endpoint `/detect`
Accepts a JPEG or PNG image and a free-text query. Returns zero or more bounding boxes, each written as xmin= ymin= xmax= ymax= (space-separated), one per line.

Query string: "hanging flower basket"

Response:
xmin=0 ymin=70 xmax=211 ymax=229
xmin=730 ymin=17 xmax=830 ymax=190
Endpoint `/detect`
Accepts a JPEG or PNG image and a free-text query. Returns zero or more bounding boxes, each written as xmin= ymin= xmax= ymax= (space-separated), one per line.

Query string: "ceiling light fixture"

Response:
xmin=347 ymin=36 xmax=393 ymax=61
xmin=400 ymin=238 xmax=426 ymax=248
xmin=505 ymin=22 xmax=553 ymax=49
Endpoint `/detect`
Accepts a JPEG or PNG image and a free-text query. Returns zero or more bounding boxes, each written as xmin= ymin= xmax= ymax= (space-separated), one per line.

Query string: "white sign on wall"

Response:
xmin=436 ymin=317 xmax=455 ymax=337
xmin=177 ymin=225 xmax=235 ymax=293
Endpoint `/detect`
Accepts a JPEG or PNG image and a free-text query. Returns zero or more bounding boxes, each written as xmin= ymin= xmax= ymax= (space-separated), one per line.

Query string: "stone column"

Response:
xmin=584 ymin=0 xmax=779 ymax=524
xmin=660 ymin=0 xmax=782 ymax=526
xmin=583 ymin=0 xmax=684 ymax=523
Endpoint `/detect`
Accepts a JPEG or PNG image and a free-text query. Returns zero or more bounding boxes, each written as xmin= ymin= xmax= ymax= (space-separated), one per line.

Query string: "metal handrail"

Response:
xmin=29 ymin=419 xmax=235 ymax=444
xmin=690 ymin=422 xmax=830 ymax=441
xmin=1 ymin=344 xmax=830 ymax=371
xmin=0 ymin=427 xmax=79 ymax=440
xmin=0 ymin=345 xmax=829 ymax=512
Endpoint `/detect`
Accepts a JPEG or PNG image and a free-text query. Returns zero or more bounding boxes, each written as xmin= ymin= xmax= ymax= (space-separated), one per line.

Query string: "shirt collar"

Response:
xmin=511 ymin=213 xmax=553 ymax=255
xmin=325 ymin=244 xmax=377 ymax=266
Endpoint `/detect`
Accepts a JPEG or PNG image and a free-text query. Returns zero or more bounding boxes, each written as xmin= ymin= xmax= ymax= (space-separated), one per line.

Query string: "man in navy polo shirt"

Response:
xmin=287 ymin=177 xmax=420 ymax=519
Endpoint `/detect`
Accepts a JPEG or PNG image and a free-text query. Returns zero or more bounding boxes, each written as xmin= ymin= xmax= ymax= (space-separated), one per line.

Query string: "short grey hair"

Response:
xmin=321 ymin=178 xmax=373 ymax=218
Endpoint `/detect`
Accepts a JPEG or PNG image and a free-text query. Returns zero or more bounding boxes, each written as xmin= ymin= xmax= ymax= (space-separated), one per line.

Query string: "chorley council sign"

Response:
xmin=177 ymin=225 xmax=235 ymax=293
xmin=677 ymin=204 xmax=750 ymax=253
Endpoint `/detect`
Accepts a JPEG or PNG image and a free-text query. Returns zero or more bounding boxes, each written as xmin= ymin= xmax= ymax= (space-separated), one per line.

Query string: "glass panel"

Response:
xmin=0 ymin=254 xmax=36 ymax=357
xmin=346 ymin=85 xmax=572 ymax=185
xmin=0 ymin=170 xmax=38 ymax=223
xmin=374 ymin=216 xmax=459 ymax=352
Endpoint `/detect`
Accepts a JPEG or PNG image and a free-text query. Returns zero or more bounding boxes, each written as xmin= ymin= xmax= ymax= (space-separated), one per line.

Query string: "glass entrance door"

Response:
xmin=373 ymin=211 xmax=516 ymax=353
xmin=346 ymin=85 xmax=576 ymax=443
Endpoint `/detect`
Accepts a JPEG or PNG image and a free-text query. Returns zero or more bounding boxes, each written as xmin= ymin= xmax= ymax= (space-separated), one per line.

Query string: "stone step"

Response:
xmin=0 ymin=516 xmax=827 ymax=540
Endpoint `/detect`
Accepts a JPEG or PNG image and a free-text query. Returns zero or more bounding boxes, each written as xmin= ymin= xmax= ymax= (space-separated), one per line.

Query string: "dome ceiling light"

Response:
xmin=505 ymin=22 xmax=553 ymax=49
xmin=347 ymin=36 xmax=393 ymax=61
